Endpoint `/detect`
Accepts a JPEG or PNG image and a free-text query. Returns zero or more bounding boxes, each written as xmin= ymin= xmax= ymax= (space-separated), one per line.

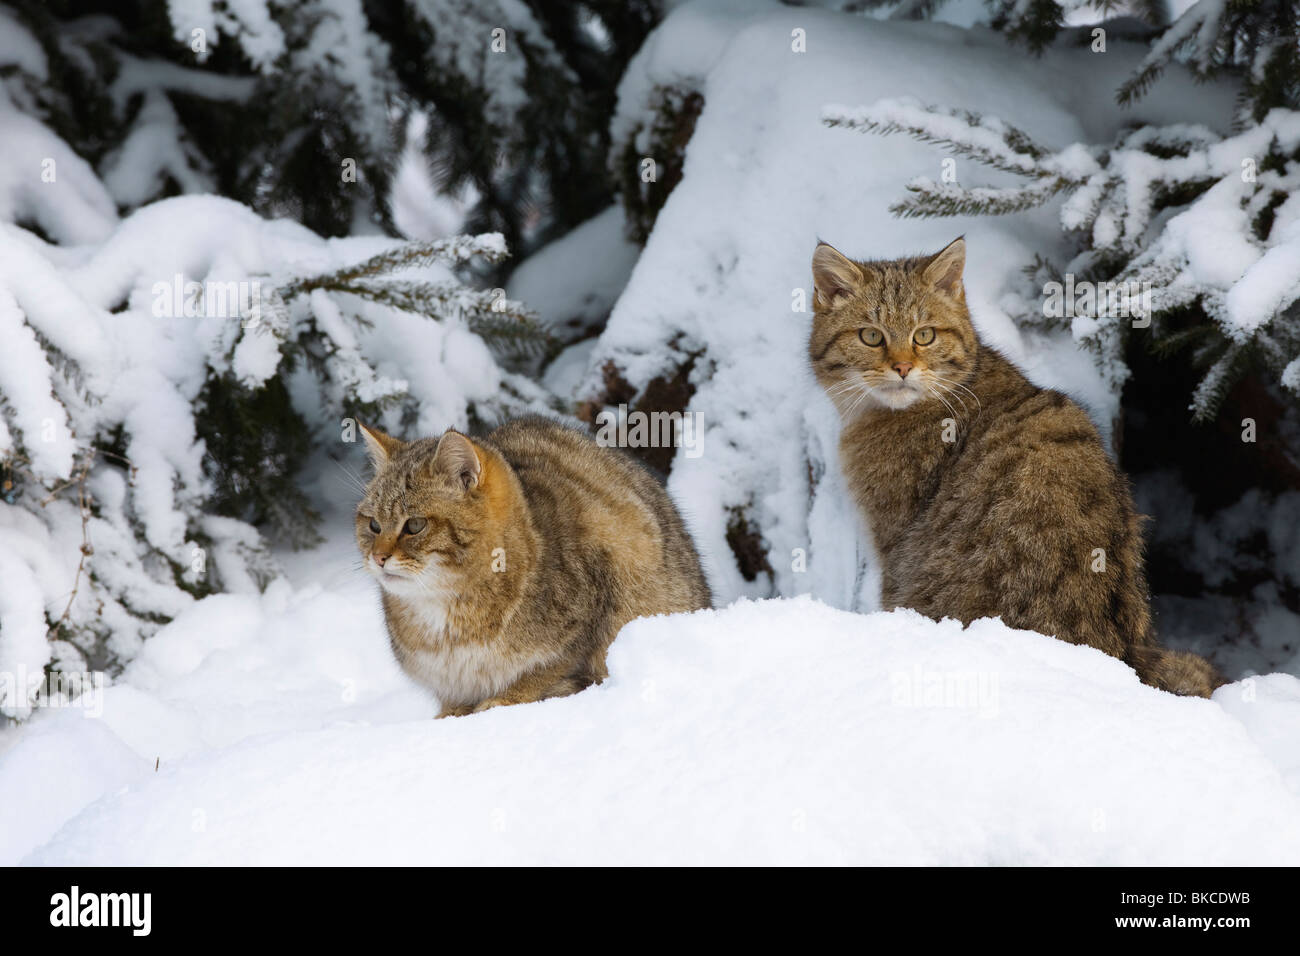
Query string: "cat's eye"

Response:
xmin=913 ymin=327 xmax=936 ymax=345
xmin=859 ymin=328 xmax=884 ymax=347
xmin=367 ymin=518 xmax=381 ymax=534
xmin=403 ymin=517 xmax=427 ymax=535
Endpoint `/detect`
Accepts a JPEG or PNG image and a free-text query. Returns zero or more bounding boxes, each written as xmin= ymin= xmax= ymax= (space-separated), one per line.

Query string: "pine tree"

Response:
xmin=5 ymin=0 xmax=662 ymax=255
xmin=197 ymin=233 xmax=551 ymax=544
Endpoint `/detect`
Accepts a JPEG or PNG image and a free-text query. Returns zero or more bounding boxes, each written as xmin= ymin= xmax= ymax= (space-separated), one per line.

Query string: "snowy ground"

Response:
xmin=3 ymin=493 xmax=1299 ymax=865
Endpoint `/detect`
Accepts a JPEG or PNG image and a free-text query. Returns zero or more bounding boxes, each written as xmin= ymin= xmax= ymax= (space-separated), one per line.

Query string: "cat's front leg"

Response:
xmin=436 ymin=703 xmax=475 ymax=718
xmin=470 ymin=666 xmax=594 ymax=714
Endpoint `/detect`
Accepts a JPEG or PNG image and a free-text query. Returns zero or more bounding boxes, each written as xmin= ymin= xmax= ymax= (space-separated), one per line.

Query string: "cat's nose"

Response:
xmin=893 ymin=362 xmax=913 ymax=379
xmin=373 ymin=552 xmax=390 ymax=567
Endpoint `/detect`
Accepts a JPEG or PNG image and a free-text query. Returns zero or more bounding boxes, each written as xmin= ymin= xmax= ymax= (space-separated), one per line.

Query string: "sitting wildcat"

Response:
xmin=355 ymin=416 xmax=711 ymax=716
xmin=809 ymin=237 xmax=1223 ymax=697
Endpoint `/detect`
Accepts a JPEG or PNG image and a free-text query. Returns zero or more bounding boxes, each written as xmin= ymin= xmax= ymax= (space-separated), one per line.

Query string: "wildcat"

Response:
xmin=355 ymin=415 xmax=711 ymax=716
xmin=808 ymin=237 xmax=1223 ymax=697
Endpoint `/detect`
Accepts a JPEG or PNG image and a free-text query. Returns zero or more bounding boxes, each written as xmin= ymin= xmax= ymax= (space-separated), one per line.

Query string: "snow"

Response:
xmin=1130 ymin=0 xmax=1227 ymax=78
xmin=609 ymin=0 xmax=778 ymax=157
xmin=108 ymin=57 xmax=258 ymax=109
xmin=542 ymin=339 xmax=600 ymax=401
xmin=0 ymin=545 xmax=51 ymax=721
xmin=0 ymin=89 xmax=118 ymax=245
xmin=508 ymin=206 xmax=641 ymax=340
xmin=1285 ymin=357 xmax=1300 ymax=393
xmin=823 ymin=97 xmax=1049 ymax=175
xmin=1225 ymin=217 xmax=1300 ymax=339
xmin=406 ymin=0 xmax=570 ymax=126
xmin=286 ymin=0 xmax=393 ymax=154
xmin=0 ymin=283 xmax=75 ymax=480
xmin=1159 ymin=176 xmax=1259 ymax=297
xmin=388 ymin=110 xmax=478 ymax=242
xmin=0 ymin=7 xmax=48 ymax=79
xmin=166 ymin=0 xmax=287 ymax=72
xmin=100 ymin=91 xmax=215 ymax=207
xmin=5 ymin=565 xmax=1299 ymax=865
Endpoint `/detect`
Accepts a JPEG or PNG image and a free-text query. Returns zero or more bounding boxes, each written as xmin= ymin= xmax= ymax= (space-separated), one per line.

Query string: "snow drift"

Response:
xmin=6 ymin=578 xmax=1299 ymax=865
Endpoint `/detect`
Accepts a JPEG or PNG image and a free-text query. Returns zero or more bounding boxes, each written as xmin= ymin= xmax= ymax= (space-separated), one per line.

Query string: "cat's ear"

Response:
xmin=432 ymin=431 xmax=482 ymax=491
xmin=923 ymin=237 xmax=965 ymax=296
xmin=358 ymin=423 xmax=403 ymax=470
xmin=812 ymin=242 xmax=863 ymax=310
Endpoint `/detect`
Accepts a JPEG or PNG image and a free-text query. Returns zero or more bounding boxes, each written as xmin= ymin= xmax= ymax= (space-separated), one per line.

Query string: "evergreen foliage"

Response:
xmin=4 ymin=0 xmax=661 ymax=252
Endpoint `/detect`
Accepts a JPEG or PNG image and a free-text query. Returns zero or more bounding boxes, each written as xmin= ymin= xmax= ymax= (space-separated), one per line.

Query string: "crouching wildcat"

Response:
xmin=356 ymin=416 xmax=711 ymax=716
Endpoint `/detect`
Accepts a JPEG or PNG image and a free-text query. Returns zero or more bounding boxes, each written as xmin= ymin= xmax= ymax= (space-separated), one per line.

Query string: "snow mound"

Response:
xmin=507 ymin=206 xmax=640 ymax=340
xmin=12 ymin=592 xmax=1300 ymax=865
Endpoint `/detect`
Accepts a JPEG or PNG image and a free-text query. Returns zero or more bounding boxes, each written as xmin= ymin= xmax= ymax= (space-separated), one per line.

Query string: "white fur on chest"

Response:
xmin=386 ymin=593 xmax=525 ymax=708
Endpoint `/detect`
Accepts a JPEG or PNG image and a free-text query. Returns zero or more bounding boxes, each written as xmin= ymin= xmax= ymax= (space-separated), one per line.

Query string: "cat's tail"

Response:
xmin=1126 ymin=645 xmax=1226 ymax=698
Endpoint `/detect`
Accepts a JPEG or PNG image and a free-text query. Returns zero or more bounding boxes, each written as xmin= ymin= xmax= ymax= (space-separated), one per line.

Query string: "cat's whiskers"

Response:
xmin=334 ymin=460 xmax=371 ymax=498
xmin=925 ymin=383 xmax=960 ymax=422
xmin=925 ymin=378 xmax=969 ymax=416
xmin=928 ymin=373 xmax=982 ymax=413
xmin=843 ymin=382 xmax=879 ymax=420
xmin=825 ymin=379 xmax=866 ymax=401
xmin=923 ymin=368 xmax=984 ymax=421
xmin=824 ymin=379 xmax=871 ymax=416
xmin=933 ymin=381 xmax=981 ymax=414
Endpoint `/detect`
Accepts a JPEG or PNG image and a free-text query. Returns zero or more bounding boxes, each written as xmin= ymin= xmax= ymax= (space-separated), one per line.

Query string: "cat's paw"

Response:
xmin=436 ymin=704 xmax=475 ymax=719
xmin=472 ymin=696 xmax=510 ymax=714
